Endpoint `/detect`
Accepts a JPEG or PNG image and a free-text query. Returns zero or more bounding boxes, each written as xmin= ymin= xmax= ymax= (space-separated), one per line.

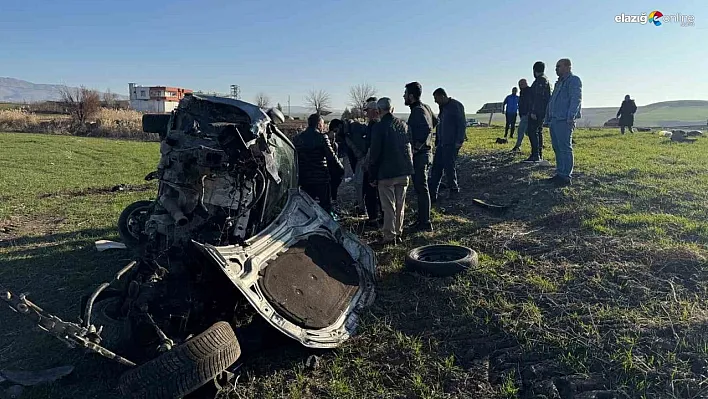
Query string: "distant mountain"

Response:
xmin=0 ymin=77 xmax=127 ymax=103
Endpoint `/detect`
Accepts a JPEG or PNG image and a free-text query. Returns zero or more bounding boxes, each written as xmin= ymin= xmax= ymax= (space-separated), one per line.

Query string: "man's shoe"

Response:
xmin=510 ymin=146 xmax=521 ymax=153
xmin=416 ymin=222 xmax=434 ymax=232
xmin=523 ymin=156 xmax=540 ymax=163
xmin=554 ymin=176 xmax=572 ymax=187
xmin=544 ymin=175 xmax=561 ymax=183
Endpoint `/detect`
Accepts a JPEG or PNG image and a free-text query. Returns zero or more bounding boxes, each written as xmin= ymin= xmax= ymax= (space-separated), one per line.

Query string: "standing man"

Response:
xmin=502 ymin=87 xmax=519 ymax=138
xmin=368 ymin=97 xmax=414 ymax=245
xmin=429 ymin=88 xmax=466 ymax=203
xmin=511 ymin=79 xmax=531 ymax=152
xmin=524 ymin=61 xmax=552 ymax=163
xmin=404 ymin=82 xmax=436 ymax=232
xmin=292 ymin=114 xmax=344 ymax=214
xmin=545 ymin=58 xmax=582 ymax=187
xmin=361 ymin=97 xmax=383 ymax=227
xmin=617 ymin=95 xmax=637 ymax=134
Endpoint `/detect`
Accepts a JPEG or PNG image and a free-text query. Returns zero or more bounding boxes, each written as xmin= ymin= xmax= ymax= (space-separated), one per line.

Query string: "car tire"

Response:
xmin=91 ymin=297 xmax=132 ymax=352
xmin=119 ymin=321 xmax=241 ymax=399
xmin=118 ymin=200 xmax=153 ymax=249
xmin=405 ymin=245 xmax=478 ymax=277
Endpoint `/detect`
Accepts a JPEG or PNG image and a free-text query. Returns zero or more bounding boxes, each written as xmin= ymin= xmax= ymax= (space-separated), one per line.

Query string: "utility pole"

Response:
xmin=230 ymin=85 xmax=240 ymax=100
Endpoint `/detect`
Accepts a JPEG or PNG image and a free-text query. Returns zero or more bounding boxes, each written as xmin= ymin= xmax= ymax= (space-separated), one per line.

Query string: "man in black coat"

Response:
xmin=617 ymin=95 xmax=637 ymax=134
xmin=429 ymin=88 xmax=466 ymax=203
xmin=292 ymin=114 xmax=344 ymax=214
xmin=524 ymin=61 xmax=552 ymax=163
xmin=404 ymin=81 xmax=437 ymax=232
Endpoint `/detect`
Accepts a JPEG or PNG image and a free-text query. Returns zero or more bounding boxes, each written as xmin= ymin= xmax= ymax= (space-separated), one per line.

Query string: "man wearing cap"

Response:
xmin=404 ymin=82 xmax=437 ymax=232
xmin=368 ymin=97 xmax=414 ymax=245
xmin=524 ymin=61 xmax=552 ymax=163
xmin=429 ymin=88 xmax=466 ymax=203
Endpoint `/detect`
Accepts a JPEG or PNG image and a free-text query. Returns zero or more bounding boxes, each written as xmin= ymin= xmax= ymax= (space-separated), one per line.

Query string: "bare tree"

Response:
xmin=103 ymin=88 xmax=119 ymax=109
xmin=255 ymin=92 xmax=271 ymax=109
xmin=304 ymin=89 xmax=332 ymax=115
xmin=59 ymin=85 xmax=101 ymax=124
xmin=348 ymin=83 xmax=377 ymax=117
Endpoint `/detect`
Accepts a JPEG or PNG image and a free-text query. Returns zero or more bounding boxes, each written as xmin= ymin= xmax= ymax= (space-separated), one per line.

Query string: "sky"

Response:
xmin=0 ymin=0 xmax=706 ymax=111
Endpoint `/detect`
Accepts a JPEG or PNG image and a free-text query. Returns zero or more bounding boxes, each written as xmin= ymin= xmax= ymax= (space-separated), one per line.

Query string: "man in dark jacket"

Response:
xmin=292 ymin=114 xmax=344 ymax=214
xmin=368 ymin=97 xmax=414 ymax=245
xmin=524 ymin=61 xmax=552 ymax=163
xmin=361 ymin=98 xmax=383 ymax=226
xmin=617 ymin=95 xmax=637 ymax=134
xmin=404 ymin=81 xmax=437 ymax=232
xmin=511 ymin=78 xmax=532 ymax=152
xmin=429 ymin=88 xmax=466 ymax=203
xmin=327 ymin=119 xmax=345 ymax=208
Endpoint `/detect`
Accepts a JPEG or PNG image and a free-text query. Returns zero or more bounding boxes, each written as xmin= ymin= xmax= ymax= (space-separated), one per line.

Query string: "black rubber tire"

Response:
xmin=91 ymin=297 xmax=132 ymax=352
xmin=405 ymin=245 xmax=478 ymax=277
xmin=119 ymin=321 xmax=241 ymax=399
xmin=117 ymin=200 xmax=153 ymax=248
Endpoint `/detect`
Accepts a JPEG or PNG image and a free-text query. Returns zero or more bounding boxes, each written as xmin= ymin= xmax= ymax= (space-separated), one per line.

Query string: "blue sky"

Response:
xmin=0 ymin=0 xmax=705 ymax=110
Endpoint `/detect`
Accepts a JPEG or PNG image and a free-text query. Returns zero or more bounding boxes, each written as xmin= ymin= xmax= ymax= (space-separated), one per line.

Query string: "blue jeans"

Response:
xmin=514 ymin=115 xmax=529 ymax=148
xmin=549 ymin=119 xmax=574 ymax=178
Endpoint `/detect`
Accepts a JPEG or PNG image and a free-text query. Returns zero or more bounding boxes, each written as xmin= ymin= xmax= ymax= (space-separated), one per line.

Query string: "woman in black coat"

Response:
xmin=617 ymin=95 xmax=637 ymax=134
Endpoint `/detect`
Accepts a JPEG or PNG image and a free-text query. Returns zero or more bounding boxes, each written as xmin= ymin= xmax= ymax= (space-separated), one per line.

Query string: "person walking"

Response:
xmin=524 ymin=61 xmax=552 ymax=163
xmin=368 ymin=97 xmax=414 ymax=245
xmin=545 ymin=58 xmax=582 ymax=187
xmin=502 ymin=87 xmax=519 ymax=138
xmin=293 ymin=114 xmax=344 ymax=214
xmin=511 ymin=79 xmax=531 ymax=152
xmin=429 ymin=88 xmax=466 ymax=203
xmin=403 ymin=81 xmax=437 ymax=232
xmin=617 ymin=95 xmax=637 ymax=134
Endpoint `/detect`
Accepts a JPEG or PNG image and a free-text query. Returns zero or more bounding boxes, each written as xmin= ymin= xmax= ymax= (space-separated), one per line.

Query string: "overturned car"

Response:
xmin=1 ymin=94 xmax=376 ymax=398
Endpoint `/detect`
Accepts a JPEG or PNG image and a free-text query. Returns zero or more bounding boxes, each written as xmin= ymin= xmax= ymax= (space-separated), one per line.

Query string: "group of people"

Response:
xmin=293 ymin=57 xmax=583 ymax=245
xmin=501 ymin=59 xmax=583 ymax=187
xmin=293 ymin=83 xmax=466 ymax=245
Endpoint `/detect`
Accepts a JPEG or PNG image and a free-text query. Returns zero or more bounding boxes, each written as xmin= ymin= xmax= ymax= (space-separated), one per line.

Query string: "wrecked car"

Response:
xmin=1 ymin=94 xmax=376 ymax=398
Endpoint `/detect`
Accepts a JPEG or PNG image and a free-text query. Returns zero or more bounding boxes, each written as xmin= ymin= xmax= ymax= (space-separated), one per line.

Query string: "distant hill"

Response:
xmin=453 ymin=100 xmax=708 ymax=128
xmin=0 ymin=77 xmax=127 ymax=103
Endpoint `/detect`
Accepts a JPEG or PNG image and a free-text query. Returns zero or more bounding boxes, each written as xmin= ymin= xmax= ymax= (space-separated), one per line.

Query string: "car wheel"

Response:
xmin=405 ymin=245 xmax=478 ymax=277
xmin=118 ymin=200 xmax=153 ymax=248
xmin=91 ymin=297 xmax=132 ymax=352
xmin=119 ymin=321 xmax=241 ymax=399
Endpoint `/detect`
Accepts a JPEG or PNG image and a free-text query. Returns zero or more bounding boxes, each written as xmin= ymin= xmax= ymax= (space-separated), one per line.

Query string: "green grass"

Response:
xmin=1 ymin=129 xmax=707 ymax=398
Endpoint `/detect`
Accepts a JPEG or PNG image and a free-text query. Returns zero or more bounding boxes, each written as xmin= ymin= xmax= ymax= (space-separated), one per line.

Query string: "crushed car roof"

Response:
xmin=187 ymin=94 xmax=271 ymax=124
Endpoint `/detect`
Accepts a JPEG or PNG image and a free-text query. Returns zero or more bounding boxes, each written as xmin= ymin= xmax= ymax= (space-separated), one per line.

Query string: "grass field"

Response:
xmin=1 ymin=129 xmax=707 ymax=399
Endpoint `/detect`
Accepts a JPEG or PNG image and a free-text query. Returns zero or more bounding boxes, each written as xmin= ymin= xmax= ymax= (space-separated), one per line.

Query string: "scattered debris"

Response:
xmin=636 ymin=127 xmax=652 ymax=132
xmin=686 ymin=129 xmax=704 ymax=137
xmin=670 ymin=130 xmax=699 ymax=143
xmin=0 ymin=366 xmax=73 ymax=386
xmin=495 ymin=138 xmax=508 ymax=144
xmin=94 ymin=239 xmax=127 ymax=251
xmin=305 ymin=355 xmax=321 ymax=370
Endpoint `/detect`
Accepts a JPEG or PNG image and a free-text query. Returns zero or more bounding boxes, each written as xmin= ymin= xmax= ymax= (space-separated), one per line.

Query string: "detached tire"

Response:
xmin=118 ymin=200 xmax=153 ymax=248
xmin=405 ymin=245 xmax=478 ymax=277
xmin=91 ymin=297 xmax=132 ymax=352
xmin=119 ymin=321 xmax=241 ymax=399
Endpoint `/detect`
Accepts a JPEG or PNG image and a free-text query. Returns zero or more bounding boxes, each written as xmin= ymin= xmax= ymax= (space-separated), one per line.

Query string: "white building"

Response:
xmin=128 ymin=83 xmax=192 ymax=113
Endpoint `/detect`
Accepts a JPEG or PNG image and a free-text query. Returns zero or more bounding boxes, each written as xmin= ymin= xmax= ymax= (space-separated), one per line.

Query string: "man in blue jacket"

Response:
xmin=429 ymin=88 xmax=466 ymax=203
xmin=545 ymin=58 xmax=582 ymax=187
xmin=502 ymin=87 xmax=519 ymax=139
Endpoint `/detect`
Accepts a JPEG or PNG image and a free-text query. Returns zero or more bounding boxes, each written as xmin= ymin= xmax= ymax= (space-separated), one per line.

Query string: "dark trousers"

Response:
xmin=330 ymin=176 xmax=342 ymax=202
xmin=504 ymin=113 xmax=517 ymax=137
xmin=527 ymin=117 xmax=544 ymax=159
xmin=301 ymin=183 xmax=332 ymax=213
xmin=362 ymin=171 xmax=380 ymax=220
xmin=412 ymin=151 xmax=432 ymax=224
xmin=429 ymin=145 xmax=460 ymax=200
xmin=346 ymin=147 xmax=358 ymax=171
